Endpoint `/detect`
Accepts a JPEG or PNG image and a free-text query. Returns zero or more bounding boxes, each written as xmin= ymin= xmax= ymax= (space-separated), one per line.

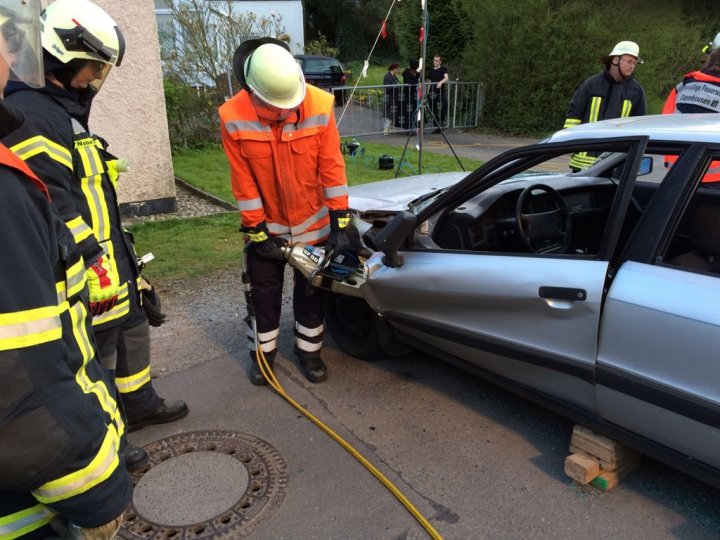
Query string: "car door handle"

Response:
xmin=539 ymin=286 xmax=587 ymax=301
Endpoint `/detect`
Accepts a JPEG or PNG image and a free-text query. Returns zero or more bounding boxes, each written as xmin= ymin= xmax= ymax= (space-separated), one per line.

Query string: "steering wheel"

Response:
xmin=515 ymin=184 xmax=571 ymax=254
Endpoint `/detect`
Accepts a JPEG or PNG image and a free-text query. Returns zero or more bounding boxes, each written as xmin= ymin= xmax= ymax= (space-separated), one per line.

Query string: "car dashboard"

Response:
xmin=429 ymin=177 xmax=617 ymax=254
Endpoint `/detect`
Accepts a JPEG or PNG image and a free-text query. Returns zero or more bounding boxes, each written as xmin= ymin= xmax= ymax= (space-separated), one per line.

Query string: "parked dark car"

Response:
xmin=321 ymin=114 xmax=720 ymax=489
xmin=294 ymin=54 xmax=347 ymax=106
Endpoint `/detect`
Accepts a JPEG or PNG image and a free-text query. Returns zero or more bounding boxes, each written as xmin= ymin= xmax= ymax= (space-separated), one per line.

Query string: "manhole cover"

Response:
xmin=119 ymin=430 xmax=288 ymax=539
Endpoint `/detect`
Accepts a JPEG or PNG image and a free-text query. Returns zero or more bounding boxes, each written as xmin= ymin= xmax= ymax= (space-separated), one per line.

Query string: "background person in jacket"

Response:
xmin=400 ymin=58 xmax=420 ymax=130
xmin=3 ymin=0 xmax=188 ymax=435
xmin=383 ymin=62 xmax=401 ymax=134
xmin=219 ymin=38 xmax=364 ymax=385
xmin=0 ymin=1 xmax=132 ymax=537
xmin=662 ymin=46 xmax=720 ymax=184
xmin=564 ymin=41 xmax=647 ymax=171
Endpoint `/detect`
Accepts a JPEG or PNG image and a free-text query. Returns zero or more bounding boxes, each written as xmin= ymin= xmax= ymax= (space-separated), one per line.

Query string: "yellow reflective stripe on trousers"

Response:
xmin=116 ymin=365 xmax=152 ymax=394
xmin=0 ymin=305 xmax=61 ymax=351
xmin=68 ymin=301 xmax=124 ymax=429
xmin=32 ymin=424 xmax=121 ymax=504
xmin=0 ymin=504 xmax=56 ymax=539
xmin=9 ymin=135 xmax=73 ymax=170
xmin=621 ymin=99 xmax=632 ymax=117
xmin=569 ymin=152 xmax=597 ymax=170
xmin=65 ymin=215 xmax=95 ymax=244
xmin=589 ymin=96 xmax=602 ymax=123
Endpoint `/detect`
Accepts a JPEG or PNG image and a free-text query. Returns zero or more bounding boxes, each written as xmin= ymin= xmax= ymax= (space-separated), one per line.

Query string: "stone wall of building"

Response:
xmin=87 ymin=0 xmax=176 ymax=215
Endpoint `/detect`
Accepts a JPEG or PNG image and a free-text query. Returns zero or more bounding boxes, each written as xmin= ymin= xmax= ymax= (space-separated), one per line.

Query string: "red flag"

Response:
xmin=418 ymin=27 xmax=425 ymax=42
xmin=380 ymin=20 xmax=387 ymax=39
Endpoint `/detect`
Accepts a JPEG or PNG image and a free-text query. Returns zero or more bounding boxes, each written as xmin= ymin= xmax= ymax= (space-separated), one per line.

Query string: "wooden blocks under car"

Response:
xmin=564 ymin=425 xmax=642 ymax=490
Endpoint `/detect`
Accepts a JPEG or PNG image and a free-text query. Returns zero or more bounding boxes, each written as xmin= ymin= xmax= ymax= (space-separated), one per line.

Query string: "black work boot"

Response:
xmin=249 ymin=351 xmax=275 ymax=386
xmin=122 ymin=441 xmax=149 ymax=471
xmin=127 ymin=399 xmax=189 ymax=433
xmin=300 ymin=356 xmax=328 ymax=383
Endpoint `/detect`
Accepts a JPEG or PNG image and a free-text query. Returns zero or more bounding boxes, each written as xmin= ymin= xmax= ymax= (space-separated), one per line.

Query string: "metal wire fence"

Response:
xmin=334 ymin=81 xmax=484 ymax=138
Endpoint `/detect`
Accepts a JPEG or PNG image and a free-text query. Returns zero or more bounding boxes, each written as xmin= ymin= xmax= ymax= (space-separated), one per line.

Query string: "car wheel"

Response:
xmin=323 ymin=292 xmax=384 ymax=360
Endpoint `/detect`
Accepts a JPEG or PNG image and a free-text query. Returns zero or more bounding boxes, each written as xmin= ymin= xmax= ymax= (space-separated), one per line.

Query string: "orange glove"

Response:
xmin=86 ymin=254 xmax=120 ymax=316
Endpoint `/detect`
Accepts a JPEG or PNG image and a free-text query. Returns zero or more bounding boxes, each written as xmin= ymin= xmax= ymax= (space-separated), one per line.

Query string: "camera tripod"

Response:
xmin=394 ymin=87 xmax=465 ymax=178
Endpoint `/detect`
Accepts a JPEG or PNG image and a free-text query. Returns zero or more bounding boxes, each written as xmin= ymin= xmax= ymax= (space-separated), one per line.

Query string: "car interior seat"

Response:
xmin=669 ymin=199 xmax=720 ymax=273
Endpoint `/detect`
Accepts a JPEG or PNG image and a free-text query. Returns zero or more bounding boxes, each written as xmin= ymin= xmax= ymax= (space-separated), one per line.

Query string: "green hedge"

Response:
xmin=163 ymin=78 xmax=223 ymax=151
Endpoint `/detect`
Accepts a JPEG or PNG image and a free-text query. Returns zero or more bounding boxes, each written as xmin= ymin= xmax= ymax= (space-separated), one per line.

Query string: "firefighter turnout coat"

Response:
xmin=0 ymin=110 xmax=131 ymax=535
xmin=219 ymin=85 xmax=349 ymax=245
xmin=564 ymin=70 xmax=646 ymax=170
xmin=662 ymin=69 xmax=720 ymax=183
xmin=4 ymin=81 xmax=138 ymax=329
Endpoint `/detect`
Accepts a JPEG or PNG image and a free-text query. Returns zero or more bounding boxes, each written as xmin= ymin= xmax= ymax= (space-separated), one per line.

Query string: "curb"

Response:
xmin=174 ymin=176 xmax=237 ymax=212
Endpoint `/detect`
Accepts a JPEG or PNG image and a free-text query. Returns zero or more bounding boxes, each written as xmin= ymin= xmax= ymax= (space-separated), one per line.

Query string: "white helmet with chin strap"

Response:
xmin=233 ymin=37 xmax=305 ymax=109
xmin=40 ymin=0 xmax=124 ymax=90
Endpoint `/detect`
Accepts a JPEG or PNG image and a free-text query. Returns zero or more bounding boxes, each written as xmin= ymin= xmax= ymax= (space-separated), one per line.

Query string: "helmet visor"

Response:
xmin=0 ymin=0 xmax=43 ymax=88
xmin=88 ymin=61 xmax=112 ymax=92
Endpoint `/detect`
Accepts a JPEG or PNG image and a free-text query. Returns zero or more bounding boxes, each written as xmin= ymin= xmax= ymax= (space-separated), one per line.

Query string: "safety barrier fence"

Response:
xmin=334 ymin=81 xmax=484 ymax=138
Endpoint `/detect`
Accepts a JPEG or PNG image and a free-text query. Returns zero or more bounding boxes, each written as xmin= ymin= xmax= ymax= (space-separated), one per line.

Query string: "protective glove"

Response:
xmin=325 ymin=209 xmax=367 ymax=257
xmin=106 ymin=158 xmax=129 ymax=188
xmin=243 ymin=222 xmax=287 ymax=261
xmin=86 ymin=253 xmax=120 ymax=316
xmin=139 ymin=277 xmax=166 ymax=327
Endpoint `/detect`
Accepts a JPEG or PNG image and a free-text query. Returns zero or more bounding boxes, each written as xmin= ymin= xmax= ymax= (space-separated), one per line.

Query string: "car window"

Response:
xmin=301 ymin=58 xmax=342 ymax=73
xmin=662 ymin=150 xmax=720 ymax=275
xmin=419 ymin=139 xmax=653 ymax=259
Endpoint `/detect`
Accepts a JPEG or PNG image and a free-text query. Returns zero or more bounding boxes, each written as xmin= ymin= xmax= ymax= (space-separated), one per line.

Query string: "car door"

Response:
xmin=362 ymin=137 xmax=650 ymax=411
xmin=596 ymin=145 xmax=720 ymax=471
xmin=364 ymin=251 xmax=608 ymax=410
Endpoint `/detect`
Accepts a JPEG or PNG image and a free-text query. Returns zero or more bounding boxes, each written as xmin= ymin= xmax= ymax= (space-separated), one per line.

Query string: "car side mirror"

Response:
xmin=375 ymin=211 xmax=417 ymax=268
xmin=638 ymin=156 xmax=653 ymax=176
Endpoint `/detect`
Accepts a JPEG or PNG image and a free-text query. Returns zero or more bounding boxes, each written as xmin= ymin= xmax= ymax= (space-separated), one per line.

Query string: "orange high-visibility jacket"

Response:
xmin=219 ymin=85 xmax=348 ymax=245
xmin=662 ymin=70 xmax=720 ymax=183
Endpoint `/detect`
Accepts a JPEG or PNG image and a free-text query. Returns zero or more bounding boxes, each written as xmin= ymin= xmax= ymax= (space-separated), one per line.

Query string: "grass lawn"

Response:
xmin=129 ymin=212 xmax=242 ymax=285
xmin=172 ymin=140 xmax=482 ymax=205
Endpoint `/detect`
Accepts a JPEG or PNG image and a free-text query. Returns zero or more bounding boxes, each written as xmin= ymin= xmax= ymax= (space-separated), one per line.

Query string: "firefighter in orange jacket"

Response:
xmin=219 ymin=38 xmax=363 ymax=385
xmin=662 ymin=40 xmax=720 ymax=185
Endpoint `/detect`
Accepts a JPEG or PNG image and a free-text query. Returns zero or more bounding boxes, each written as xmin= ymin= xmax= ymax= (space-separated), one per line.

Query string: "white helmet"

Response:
xmin=601 ymin=41 xmax=643 ymax=64
xmin=40 ymin=0 xmax=124 ymax=89
xmin=240 ymin=41 xmax=305 ymax=109
xmin=0 ymin=0 xmax=43 ymax=88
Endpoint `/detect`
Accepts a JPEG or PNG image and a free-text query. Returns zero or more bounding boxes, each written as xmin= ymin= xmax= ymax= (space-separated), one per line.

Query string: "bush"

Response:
xmin=163 ymin=78 xmax=222 ymax=151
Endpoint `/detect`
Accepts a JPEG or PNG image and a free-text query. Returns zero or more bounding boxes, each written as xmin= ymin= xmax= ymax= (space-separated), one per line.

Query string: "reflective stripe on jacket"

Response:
xmin=219 ymin=85 xmax=348 ymax=245
xmin=564 ymin=70 xmax=646 ymax=170
xmin=662 ymin=70 xmax=720 ymax=183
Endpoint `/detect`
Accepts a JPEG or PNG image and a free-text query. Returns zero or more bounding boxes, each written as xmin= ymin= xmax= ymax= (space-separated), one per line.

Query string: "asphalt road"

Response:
xmin=127 ymin=265 xmax=720 ymax=540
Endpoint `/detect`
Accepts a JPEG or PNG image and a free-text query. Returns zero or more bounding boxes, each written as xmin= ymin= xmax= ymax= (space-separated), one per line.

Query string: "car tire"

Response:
xmin=323 ymin=292 xmax=384 ymax=360
xmin=333 ymin=89 xmax=346 ymax=107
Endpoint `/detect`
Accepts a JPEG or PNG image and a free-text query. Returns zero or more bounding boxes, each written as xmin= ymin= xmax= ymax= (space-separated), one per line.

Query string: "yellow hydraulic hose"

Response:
xmin=254 ymin=344 xmax=443 ymax=540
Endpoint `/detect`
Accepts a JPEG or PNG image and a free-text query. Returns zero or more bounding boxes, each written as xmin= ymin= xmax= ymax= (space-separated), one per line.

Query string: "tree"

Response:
xmin=159 ymin=0 xmax=288 ymax=96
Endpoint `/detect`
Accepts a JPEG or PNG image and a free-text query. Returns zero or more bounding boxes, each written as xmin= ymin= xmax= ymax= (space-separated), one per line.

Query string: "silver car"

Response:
xmin=324 ymin=114 xmax=720 ymax=488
